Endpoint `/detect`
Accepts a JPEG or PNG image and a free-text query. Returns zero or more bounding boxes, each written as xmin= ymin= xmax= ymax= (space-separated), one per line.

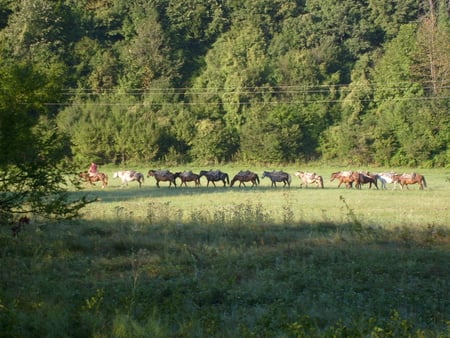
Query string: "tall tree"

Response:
xmin=0 ymin=62 xmax=92 ymax=223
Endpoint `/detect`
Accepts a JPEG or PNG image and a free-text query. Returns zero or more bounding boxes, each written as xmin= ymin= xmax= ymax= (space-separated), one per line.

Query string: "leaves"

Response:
xmin=1 ymin=0 xmax=450 ymax=166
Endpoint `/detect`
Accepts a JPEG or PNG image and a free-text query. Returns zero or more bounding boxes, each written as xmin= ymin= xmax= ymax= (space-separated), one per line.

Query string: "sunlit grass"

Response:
xmin=1 ymin=166 xmax=449 ymax=336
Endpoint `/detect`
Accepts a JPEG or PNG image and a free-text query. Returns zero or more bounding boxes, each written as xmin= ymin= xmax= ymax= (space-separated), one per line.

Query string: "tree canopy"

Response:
xmin=0 ymin=0 xmax=449 ymax=167
xmin=0 ymin=60 xmax=93 ymax=223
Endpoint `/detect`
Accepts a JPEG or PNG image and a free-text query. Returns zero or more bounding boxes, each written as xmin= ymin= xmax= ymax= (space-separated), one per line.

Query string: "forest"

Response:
xmin=1 ymin=0 xmax=450 ymax=167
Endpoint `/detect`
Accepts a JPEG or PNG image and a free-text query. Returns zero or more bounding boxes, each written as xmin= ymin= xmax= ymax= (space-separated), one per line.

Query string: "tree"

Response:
xmin=189 ymin=119 xmax=239 ymax=164
xmin=0 ymin=62 xmax=93 ymax=224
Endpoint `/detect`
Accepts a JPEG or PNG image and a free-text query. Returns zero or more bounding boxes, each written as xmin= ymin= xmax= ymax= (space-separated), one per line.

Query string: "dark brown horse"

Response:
xmin=79 ymin=171 xmax=108 ymax=188
xmin=147 ymin=170 xmax=177 ymax=188
xmin=262 ymin=171 xmax=291 ymax=187
xmin=230 ymin=170 xmax=260 ymax=187
xmin=330 ymin=171 xmax=360 ymax=189
xmin=199 ymin=170 xmax=229 ymax=187
xmin=175 ymin=171 xmax=200 ymax=187
xmin=355 ymin=172 xmax=379 ymax=189
xmin=393 ymin=173 xmax=427 ymax=190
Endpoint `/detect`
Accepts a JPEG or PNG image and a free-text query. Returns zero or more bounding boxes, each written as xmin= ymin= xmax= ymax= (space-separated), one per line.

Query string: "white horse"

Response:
xmin=377 ymin=172 xmax=398 ymax=190
xmin=113 ymin=170 xmax=144 ymax=188
xmin=294 ymin=171 xmax=324 ymax=188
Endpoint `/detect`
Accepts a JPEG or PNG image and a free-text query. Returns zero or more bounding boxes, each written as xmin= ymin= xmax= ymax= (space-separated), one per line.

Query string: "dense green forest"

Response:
xmin=1 ymin=0 xmax=450 ymax=167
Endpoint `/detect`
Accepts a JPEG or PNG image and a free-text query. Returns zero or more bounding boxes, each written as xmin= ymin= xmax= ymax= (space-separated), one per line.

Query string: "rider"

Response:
xmin=88 ymin=162 xmax=98 ymax=177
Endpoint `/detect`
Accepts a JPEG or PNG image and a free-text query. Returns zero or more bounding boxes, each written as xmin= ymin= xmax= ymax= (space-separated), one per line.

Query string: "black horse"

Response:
xmin=199 ymin=170 xmax=230 ymax=187
xmin=262 ymin=171 xmax=291 ymax=187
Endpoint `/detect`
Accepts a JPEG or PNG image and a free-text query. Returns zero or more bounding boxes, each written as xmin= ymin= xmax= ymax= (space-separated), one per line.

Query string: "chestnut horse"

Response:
xmin=294 ymin=171 xmax=324 ymax=188
xmin=393 ymin=173 xmax=427 ymax=190
xmin=79 ymin=171 xmax=108 ymax=188
xmin=230 ymin=170 xmax=260 ymax=187
xmin=330 ymin=171 xmax=360 ymax=189
xmin=175 ymin=171 xmax=200 ymax=187
xmin=147 ymin=170 xmax=177 ymax=188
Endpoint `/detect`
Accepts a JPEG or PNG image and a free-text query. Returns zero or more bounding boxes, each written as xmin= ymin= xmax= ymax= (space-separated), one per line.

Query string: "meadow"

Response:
xmin=1 ymin=165 xmax=449 ymax=337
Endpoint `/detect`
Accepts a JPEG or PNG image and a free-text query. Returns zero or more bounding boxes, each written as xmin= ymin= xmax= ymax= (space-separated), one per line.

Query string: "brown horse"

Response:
xmin=199 ymin=170 xmax=229 ymax=187
xmin=147 ymin=170 xmax=177 ymax=188
xmin=230 ymin=170 xmax=260 ymax=187
xmin=294 ymin=171 xmax=324 ymax=188
xmin=175 ymin=171 xmax=200 ymax=187
xmin=330 ymin=171 xmax=360 ymax=189
xmin=393 ymin=173 xmax=427 ymax=190
xmin=262 ymin=171 xmax=291 ymax=187
xmin=355 ymin=172 xmax=378 ymax=189
xmin=79 ymin=171 xmax=108 ymax=188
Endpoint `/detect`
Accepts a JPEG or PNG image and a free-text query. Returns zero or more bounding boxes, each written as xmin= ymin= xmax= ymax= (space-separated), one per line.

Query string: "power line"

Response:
xmin=41 ymin=95 xmax=450 ymax=107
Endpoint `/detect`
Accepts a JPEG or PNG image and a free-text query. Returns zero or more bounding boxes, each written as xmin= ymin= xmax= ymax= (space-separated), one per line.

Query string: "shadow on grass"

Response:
xmin=1 ymin=210 xmax=449 ymax=337
xmin=72 ymin=183 xmax=388 ymax=204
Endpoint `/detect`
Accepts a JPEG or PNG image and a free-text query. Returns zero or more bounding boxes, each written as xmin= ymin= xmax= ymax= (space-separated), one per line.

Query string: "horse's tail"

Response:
xmin=288 ymin=174 xmax=292 ymax=184
xmin=422 ymin=175 xmax=427 ymax=188
xmin=225 ymin=174 xmax=230 ymax=185
xmin=255 ymin=174 xmax=260 ymax=184
xmin=318 ymin=176 xmax=324 ymax=188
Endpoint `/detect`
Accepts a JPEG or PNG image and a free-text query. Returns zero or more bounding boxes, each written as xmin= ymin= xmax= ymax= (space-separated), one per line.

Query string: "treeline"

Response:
xmin=1 ymin=0 xmax=449 ymax=167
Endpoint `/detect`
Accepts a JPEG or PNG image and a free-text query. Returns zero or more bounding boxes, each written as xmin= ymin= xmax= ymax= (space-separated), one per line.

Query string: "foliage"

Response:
xmin=0 ymin=61 xmax=94 ymax=223
xmin=1 ymin=0 xmax=450 ymax=166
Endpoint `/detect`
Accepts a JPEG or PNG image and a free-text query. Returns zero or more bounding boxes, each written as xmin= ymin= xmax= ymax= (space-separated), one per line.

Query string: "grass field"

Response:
xmin=1 ymin=165 xmax=449 ymax=337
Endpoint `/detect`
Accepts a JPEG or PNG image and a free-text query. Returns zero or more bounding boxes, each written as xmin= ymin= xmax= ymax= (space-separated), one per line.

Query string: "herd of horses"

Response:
xmin=79 ymin=169 xmax=427 ymax=190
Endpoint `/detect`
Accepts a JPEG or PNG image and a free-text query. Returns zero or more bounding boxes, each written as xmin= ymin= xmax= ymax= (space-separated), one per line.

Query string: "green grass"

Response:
xmin=1 ymin=166 xmax=449 ymax=337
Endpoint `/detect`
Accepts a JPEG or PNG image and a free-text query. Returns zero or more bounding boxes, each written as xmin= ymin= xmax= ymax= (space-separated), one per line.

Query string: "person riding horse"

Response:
xmin=88 ymin=162 xmax=98 ymax=177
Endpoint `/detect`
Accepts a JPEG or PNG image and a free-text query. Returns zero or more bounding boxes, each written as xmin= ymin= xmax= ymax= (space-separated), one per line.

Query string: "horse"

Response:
xmin=330 ymin=171 xmax=359 ymax=189
xmin=175 ymin=171 xmax=200 ymax=187
xmin=113 ymin=170 xmax=144 ymax=188
xmin=79 ymin=171 xmax=108 ymax=188
xmin=355 ymin=172 xmax=379 ymax=189
xmin=199 ymin=170 xmax=229 ymax=187
xmin=294 ymin=171 xmax=324 ymax=188
xmin=230 ymin=170 xmax=260 ymax=187
xmin=377 ymin=172 xmax=398 ymax=190
xmin=147 ymin=169 xmax=177 ymax=188
xmin=262 ymin=171 xmax=291 ymax=187
xmin=393 ymin=173 xmax=427 ymax=190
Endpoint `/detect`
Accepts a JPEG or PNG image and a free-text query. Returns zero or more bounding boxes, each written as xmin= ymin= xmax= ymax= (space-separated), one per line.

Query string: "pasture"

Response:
xmin=1 ymin=165 xmax=449 ymax=337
